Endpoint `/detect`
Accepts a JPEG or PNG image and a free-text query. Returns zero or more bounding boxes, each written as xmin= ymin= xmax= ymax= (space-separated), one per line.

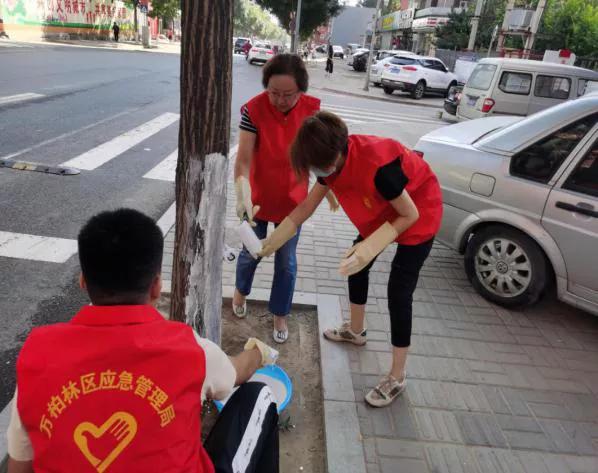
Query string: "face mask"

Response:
xmin=311 ymin=166 xmax=336 ymax=178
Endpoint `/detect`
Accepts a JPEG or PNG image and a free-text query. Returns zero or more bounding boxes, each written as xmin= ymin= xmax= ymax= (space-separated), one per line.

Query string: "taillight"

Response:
xmin=481 ymin=98 xmax=495 ymax=113
xmin=402 ymin=66 xmax=417 ymax=71
xmin=384 ymin=63 xmax=390 ymax=68
xmin=267 ymin=50 xmax=274 ymax=55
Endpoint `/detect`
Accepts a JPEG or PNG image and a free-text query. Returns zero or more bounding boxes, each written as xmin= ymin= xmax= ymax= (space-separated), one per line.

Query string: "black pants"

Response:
xmin=204 ymin=382 xmax=279 ymax=473
xmin=325 ymin=58 xmax=334 ymax=73
xmin=114 ymin=31 xmax=119 ymax=42
xmin=348 ymin=236 xmax=434 ymax=347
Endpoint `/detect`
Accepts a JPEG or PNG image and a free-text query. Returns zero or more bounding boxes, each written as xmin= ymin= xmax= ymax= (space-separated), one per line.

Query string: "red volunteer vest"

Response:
xmin=246 ymin=91 xmax=321 ymax=223
xmin=16 ymin=305 xmax=213 ymax=473
xmin=323 ymin=135 xmax=443 ymax=245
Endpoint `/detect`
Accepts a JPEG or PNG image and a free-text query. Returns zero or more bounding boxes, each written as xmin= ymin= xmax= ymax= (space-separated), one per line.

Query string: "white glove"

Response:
xmin=235 ymin=176 xmax=260 ymax=226
xmin=244 ymin=337 xmax=279 ymax=366
xmin=339 ymin=222 xmax=398 ymax=276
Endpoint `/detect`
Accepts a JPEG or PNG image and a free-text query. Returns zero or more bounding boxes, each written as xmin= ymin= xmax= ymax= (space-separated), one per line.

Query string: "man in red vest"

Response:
xmin=7 ymin=209 xmax=280 ymax=473
xmin=259 ymin=111 xmax=442 ymax=408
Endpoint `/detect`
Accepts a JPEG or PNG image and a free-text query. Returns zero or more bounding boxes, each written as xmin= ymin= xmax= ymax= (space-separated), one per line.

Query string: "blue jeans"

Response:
xmin=235 ymin=219 xmax=301 ymax=317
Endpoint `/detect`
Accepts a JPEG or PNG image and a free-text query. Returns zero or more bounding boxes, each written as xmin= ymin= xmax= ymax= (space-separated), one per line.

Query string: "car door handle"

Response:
xmin=555 ymin=201 xmax=598 ymax=218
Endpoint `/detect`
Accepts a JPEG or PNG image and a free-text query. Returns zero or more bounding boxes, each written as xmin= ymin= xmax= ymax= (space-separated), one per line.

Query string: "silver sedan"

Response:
xmin=415 ymin=93 xmax=598 ymax=314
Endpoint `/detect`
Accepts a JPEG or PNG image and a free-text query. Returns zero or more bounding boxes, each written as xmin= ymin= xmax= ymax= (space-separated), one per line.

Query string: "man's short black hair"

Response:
xmin=78 ymin=208 xmax=163 ymax=303
xmin=262 ymin=53 xmax=309 ymax=92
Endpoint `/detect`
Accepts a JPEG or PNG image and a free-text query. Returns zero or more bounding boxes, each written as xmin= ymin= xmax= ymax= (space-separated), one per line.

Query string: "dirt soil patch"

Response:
xmin=157 ymin=297 xmax=325 ymax=473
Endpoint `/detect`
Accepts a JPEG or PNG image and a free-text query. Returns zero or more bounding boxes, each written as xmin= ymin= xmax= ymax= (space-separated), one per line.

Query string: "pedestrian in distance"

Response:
xmin=6 ymin=208 xmax=281 ymax=473
xmin=258 ymin=112 xmax=443 ymax=408
xmin=233 ymin=54 xmax=340 ymax=344
xmin=325 ymin=42 xmax=334 ymax=78
xmin=112 ymin=21 xmax=120 ymax=42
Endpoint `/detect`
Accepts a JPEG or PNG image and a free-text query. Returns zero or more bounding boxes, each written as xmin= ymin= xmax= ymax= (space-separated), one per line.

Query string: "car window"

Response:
xmin=534 ymin=75 xmax=571 ymax=100
xmin=498 ymin=71 xmax=532 ymax=95
xmin=390 ymin=56 xmax=416 ymax=65
xmin=510 ymin=114 xmax=597 ymax=183
xmin=467 ymin=64 xmax=497 ymax=90
xmin=563 ymin=138 xmax=598 ymax=198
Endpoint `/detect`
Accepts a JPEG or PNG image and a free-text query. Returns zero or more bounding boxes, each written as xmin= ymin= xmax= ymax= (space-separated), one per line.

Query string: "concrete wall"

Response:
xmin=330 ymin=6 xmax=375 ymax=48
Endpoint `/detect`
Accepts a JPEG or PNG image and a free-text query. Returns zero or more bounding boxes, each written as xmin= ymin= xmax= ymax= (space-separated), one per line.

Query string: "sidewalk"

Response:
xmin=161 ymin=125 xmax=598 ymax=472
xmin=307 ymin=58 xmax=444 ymax=110
xmin=4 ymin=36 xmax=181 ymax=54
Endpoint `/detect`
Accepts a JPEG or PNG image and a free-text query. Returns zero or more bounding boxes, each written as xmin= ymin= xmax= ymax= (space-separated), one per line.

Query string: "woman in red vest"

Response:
xmin=258 ymin=111 xmax=443 ymax=407
xmin=234 ymin=54 xmax=326 ymax=344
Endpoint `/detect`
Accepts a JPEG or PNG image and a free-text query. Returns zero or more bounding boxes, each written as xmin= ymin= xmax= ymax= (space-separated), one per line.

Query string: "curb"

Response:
xmin=313 ymin=86 xmax=444 ymax=110
xmin=0 ymin=400 xmax=11 ymax=470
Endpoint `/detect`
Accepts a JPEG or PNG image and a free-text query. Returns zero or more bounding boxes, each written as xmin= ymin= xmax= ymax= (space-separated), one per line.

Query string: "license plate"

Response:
xmin=390 ymin=66 xmax=401 ymax=74
xmin=468 ymin=97 xmax=477 ymax=106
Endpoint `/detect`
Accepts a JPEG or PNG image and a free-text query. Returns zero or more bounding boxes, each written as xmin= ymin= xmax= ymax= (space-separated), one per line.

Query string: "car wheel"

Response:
xmin=248 ymin=59 xmax=253 ymax=65
xmin=446 ymin=81 xmax=457 ymax=98
xmin=411 ymin=80 xmax=425 ymax=99
xmin=383 ymin=86 xmax=394 ymax=95
xmin=464 ymin=225 xmax=549 ymax=308
xmin=373 ymin=82 xmax=381 ymax=87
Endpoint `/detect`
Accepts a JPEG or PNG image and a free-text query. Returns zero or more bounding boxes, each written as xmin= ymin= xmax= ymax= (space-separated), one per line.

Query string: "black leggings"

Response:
xmin=348 ymin=236 xmax=433 ymax=348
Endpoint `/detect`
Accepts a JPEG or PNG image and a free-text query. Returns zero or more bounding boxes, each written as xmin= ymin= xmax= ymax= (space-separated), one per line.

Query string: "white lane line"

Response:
xmin=0 ymin=231 xmax=77 ymax=263
xmin=61 ymin=112 xmax=180 ymax=170
xmin=324 ymin=105 xmax=442 ymax=124
xmin=0 ymin=93 xmax=45 ymax=106
xmin=331 ymin=110 xmax=440 ymax=126
xmin=323 ymin=103 xmax=443 ymax=120
xmin=144 ymin=149 xmax=177 ymax=182
xmin=157 ymin=202 xmax=177 ymax=237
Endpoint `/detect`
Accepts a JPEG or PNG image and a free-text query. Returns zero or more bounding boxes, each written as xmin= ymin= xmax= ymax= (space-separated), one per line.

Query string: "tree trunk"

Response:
xmin=170 ymin=0 xmax=233 ymax=344
xmin=133 ymin=2 xmax=139 ymax=42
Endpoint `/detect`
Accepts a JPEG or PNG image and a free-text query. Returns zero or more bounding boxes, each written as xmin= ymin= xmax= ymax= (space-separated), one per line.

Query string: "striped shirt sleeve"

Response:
xmin=239 ymin=105 xmax=257 ymax=134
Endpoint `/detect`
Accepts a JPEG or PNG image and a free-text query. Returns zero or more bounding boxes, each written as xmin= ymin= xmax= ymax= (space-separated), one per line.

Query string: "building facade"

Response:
xmin=329 ymin=6 xmax=376 ymax=48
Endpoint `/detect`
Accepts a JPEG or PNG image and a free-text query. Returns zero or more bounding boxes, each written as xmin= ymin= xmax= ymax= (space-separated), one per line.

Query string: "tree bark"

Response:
xmin=133 ymin=1 xmax=139 ymax=42
xmin=170 ymin=0 xmax=233 ymax=344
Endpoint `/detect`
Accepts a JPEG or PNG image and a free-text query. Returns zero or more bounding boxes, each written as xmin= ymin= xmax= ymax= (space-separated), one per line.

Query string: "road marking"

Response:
xmin=0 ymin=231 xmax=77 ymax=263
xmin=144 ymin=149 xmax=177 ymax=182
xmin=323 ymin=104 xmax=442 ymax=125
xmin=61 ymin=112 xmax=180 ymax=170
xmin=0 ymin=93 xmax=45 ymax=106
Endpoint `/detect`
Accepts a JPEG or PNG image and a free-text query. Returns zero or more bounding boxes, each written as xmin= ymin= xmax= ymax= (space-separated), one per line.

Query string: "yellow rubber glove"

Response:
xmin=325 ymin=191 xmax=340 ymax=213
xmin=244 ymin=337 xmax=279 ymax=366
xmin=257 ymin=217 xmax=297 ymax=258
xmin=235 ymin=176 xmax=260 ymax=227
xmin=339 ymin=222 xmax=399 ymax=276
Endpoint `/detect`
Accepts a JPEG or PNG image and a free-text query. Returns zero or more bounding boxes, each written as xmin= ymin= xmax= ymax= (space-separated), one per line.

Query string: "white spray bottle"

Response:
xmin=238 ymin=220 xmax=263 ymax=259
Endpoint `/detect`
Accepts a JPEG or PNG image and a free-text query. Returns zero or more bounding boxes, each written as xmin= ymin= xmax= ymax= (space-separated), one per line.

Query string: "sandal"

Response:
xmin=232 ymin=300 xmax=247 ymax=319
xmin=272 ymin=328 xmax=288 ymax=344
xmin=323 ymin=322 xmax=367 ymax=346
xmin=365 ymin=374 xmax=406 ymax=408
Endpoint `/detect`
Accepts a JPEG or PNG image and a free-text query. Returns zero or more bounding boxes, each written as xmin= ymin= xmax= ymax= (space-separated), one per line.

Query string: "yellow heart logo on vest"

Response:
xmin=73 ymin=411 xmax=138 ymax=472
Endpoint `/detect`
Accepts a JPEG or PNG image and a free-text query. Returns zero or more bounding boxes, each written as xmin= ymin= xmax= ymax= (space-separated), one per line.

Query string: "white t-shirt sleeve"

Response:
xmin=6 ymin=390 xmax=34 ymax=462
xmin=193 ymin=331 xmax=237 ymax=401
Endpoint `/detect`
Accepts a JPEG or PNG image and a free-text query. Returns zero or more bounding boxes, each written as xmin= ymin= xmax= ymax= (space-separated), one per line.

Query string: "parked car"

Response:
xmin=381 ymin=55 xmax=457 ymax=99
xmin=443 ymin=84 xmax=463 ymax=115
xmin=234 ymin=37 xmax=250 ymax=54
xmin=415 ymin=93 xmax=598 ymax=314
xmin=370 ymin=50 xmax=416 ymax=86
xmin=315 ymin=44 xmax=327 ymax=54
xmin=347 ymin=48 xmax=368 ymax=67
xmin=247 ymin=42 xmax=274 ymax=65
xmin=332 ymin=45 xmax=344 ymax=59
xmin=458 ymin=58 xmax=598 ymax=120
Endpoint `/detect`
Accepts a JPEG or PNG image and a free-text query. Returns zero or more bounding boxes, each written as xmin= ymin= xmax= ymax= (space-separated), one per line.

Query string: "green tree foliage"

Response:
xmin=536 ymin=0 xmax=598 ymax=57
xmin=234 ymin=0 xmax=288 ymax=43
xmin=148 ymin=0 xmax=180 ymax=23
xmin=254 ymin=0 xmax=343 ymax=39
xmin=435 ymin=9 xmax=471 ymax=50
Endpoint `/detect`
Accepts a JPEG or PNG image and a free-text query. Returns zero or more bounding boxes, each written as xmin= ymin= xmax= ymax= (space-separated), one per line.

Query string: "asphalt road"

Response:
xmin=0 ymin=43 xmax=446 ymax=410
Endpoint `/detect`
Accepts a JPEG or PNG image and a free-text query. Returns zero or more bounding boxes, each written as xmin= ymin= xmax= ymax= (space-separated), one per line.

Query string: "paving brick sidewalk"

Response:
xmin=162 ymin=120 xmax=598 ymax=473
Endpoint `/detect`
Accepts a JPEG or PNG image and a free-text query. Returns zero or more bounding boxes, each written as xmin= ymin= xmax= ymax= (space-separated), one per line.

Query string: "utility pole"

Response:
xmin=171 ymin=0 xmax=233 ymax=343
xmin=467 ymin=0 xmax=484 ymax=51
xmin=363 ymin=0 xmax=383 ymax=92
xmin=487 ymin=24 xmax=498 ymax=57
xmin=523 ymin=0 xmax=546 ymax=58
xmin=496 ymin=0 xmax=515 ymax=53
xmin=294 ymin=0 xmax=303 ymax=54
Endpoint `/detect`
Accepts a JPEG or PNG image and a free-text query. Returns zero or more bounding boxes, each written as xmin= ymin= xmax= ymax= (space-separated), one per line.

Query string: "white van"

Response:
xmin=457 ymin=58 xmax=598 ymax=120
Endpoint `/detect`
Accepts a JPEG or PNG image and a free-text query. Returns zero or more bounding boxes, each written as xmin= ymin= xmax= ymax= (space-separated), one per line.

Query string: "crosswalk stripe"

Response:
xmin=61 ymin=112 xmax=179 ymax=171
xmin=330 ymin=110 xmax=440 ymax=126
xmin=0 ymin=93 xmax=45 ymax=106
xmin=0 ymin=231 xmax=77 ymax=263
xmin=323 ymin=104 xmax=442 ymax=125
xmin=144 ymin=149 xmax=177 ymax=182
